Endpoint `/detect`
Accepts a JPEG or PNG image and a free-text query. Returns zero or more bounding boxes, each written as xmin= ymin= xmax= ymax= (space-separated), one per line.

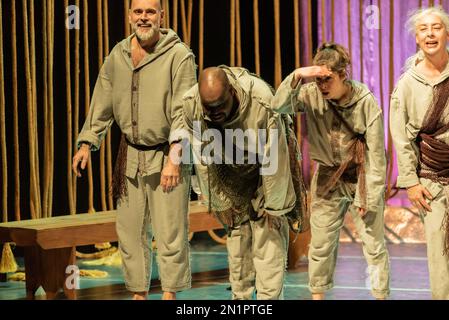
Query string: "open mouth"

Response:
xmin=210 ymin=114 xmax=225 ymax=122
xmin=426 ymin=41 xmax=438 ymax=47
xmin=138 ymin=24 xmax=152 ymax=29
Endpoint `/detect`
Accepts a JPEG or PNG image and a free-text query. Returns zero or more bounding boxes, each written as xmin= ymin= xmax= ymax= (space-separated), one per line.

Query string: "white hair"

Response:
xmin=404 ymin=6 xmax=449 ymax=69
xmin=406 ymin=6 xmax=449 ymax=35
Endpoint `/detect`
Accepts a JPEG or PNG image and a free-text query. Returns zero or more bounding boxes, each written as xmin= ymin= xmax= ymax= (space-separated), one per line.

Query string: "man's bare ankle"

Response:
xmin=162 ymin=291 xmax=176 ymax=300
xmin=132 ymin=291 xmax=148 ymax=300
xmin=312 ymin=293 xmax=325 ymax=300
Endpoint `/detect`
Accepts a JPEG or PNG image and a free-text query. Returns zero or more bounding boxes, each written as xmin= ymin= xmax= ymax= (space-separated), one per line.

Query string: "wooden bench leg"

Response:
xmin=24 ymin=246 xmax=77 ymax=300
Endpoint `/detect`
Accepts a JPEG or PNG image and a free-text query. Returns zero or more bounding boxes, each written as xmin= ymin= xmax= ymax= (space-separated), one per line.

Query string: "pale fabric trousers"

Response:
xmin=226 ymin=215 xmax=289 ymax=300
xmin=419 ymin=178 xmax=449 ymax=300
xmin=116 ymin=172 xmax=191 ymax=293
xmin=308 ymin=170 xmax=390 ymax=299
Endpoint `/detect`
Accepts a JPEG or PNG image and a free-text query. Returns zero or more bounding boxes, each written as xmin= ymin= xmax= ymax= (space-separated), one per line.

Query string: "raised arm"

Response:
xmin=272 ymin=66 xmax=332 ymax=114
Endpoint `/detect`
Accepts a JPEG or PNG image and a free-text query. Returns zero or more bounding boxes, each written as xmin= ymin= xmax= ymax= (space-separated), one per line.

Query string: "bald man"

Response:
xmin=180 ymin=66 xmax=297 ymax=299
xmin=73 ymin=0 xmax=196 ymax=300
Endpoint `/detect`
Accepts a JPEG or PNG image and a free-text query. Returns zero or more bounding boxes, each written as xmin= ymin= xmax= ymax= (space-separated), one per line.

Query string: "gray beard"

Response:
xmin=132 ymin=24 xmax=157 ymax=41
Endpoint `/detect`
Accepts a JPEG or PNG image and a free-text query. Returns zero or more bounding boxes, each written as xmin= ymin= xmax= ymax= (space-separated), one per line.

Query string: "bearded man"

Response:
xmin=72 ymin=0 xmax=196 ymax=300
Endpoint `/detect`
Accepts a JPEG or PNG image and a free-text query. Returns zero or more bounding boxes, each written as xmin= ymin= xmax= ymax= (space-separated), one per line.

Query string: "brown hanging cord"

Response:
xmin=0 ymin=0 xmax=7 ymax=223
xmin=72 ymin=2 xmax=81 ymax=210
xmin=386 ymin=0 xmax=396 ymax=200
xmin=124 ymin=0 xmax=130 ymax=36
xmin=47 ymin=0 xmax=55 ymax=217
xmin=294 ymin=0 xmax=300 ymax=69
xmin=103 ymin=0 xmax=114 ymax=211
xmin=230 ymin=0 xmax=235 ymax=66
xmin=31 ymin=0 xmax=42 ymax=218
xmin=236 ymin=0 xmax=242 ymax=67
xmin=163 ymin=0 xmax=170 ymax=28
xmin=22 ymin=0 xmax=38 ymax=220
xmin=253 ymin=0 xmax=260 ymax=75
xmin=42 ymin=0 xmax=49 ymax=218
xmin=274 ymin=0 xmax=282 ymax=88
xmin=180 ymin=0 xmax=192 ymax=46
xmin=0 ymin=0 xmax=18 ymax=273
xmin=359 ymin=0 xmax=364 ymax=81
xmin=11 ymin=0 xmax=21 ymax=221
xmin=84 ymin=0 xmax=95 ymax=213
xmin=294 ymin=0 xmax=301 ymax=141
xmin=199 ymin=0 xmax=204 ymax=72
xmin=0 ymin=1 xmax=17 ymax=271
xmin=187 ymin=0 xmax=193 ymax=45
xmin=65 ymin=0 xmax=75 ymax=215
xmin=30 ymin=0 xmax=41 ymax=219
xmin=321 ymin=0 xmax=326 ymax=42
xmin=331 ymin=0 xmax=335 ymax=42
xmin=347 ymin=0 xmax=353 ymax=78
xmin=306 ymin=0 xmax=313 ymax=65
xmin=97 ymin=0 xmax=107 ymax=212
xmin=173 ymin=0 xmax=178 ymax=33
xmin=72 ymin=0 xmax=81 ymax=210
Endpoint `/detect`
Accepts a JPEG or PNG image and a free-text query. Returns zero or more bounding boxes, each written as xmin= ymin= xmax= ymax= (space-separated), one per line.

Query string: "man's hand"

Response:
xmin=72 ymin=143 xmax=90 ymax=177
xmin=160 ymin=162 xmax=181 ymax=193
xmin=160 ymin=143 xmax=182 ymax=193
xmin=291 ymin=65 xmax=333 ymax=88
xmin=407 ymin=184 xmax=433 ymax=212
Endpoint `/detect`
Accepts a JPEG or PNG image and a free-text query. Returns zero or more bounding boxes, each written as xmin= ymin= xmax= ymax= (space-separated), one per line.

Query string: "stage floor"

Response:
xmin=0 ymin=232 xmax=431 ymax=300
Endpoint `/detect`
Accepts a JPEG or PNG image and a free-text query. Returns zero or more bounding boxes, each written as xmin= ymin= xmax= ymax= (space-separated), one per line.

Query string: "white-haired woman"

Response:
xmin=390 ymin=6 xmax=449 ymax=300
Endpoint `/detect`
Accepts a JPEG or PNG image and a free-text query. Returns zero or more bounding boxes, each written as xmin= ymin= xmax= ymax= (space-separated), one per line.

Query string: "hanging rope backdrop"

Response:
xmin=11 ymin=0 xmax=21 ymax=221
xmin=0 ymin=0 xmax=6 ymax=223
xmin=83 ymin=0 xmax=95 ymax=213
xmin=253 ymin=0 xmax=260 ymax=75
xmin=73 ymin=0 xmax=80 ymax=209
xmin=65 ymin=0 xmax=75 ymax=215
xmin=0 ymin=0 xmax=435 ymax=247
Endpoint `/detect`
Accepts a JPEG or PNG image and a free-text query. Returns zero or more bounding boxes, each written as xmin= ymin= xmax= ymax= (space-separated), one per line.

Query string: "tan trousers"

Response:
xmin=308 ymin=169 xmax=390 ymax=299
xmin=226 ymin=215 xmax=289 ymax=300
xmin=116 ymin=172 xmax=191 ymax=293
xmin=419 ymin=178 xmax=449 ymax=300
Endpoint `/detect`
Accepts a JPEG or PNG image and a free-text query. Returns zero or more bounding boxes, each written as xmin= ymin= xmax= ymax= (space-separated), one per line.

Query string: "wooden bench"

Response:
xmin=0 ymin=201 xmax=222 ymax=300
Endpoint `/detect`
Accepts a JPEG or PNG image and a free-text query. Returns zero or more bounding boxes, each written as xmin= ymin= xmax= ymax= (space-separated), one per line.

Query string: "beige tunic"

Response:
xmin=182 ymin=66 xmax=296 ymax=218
xmin=77 ymin=29 xmax=197 ymax=178
xmin=390 ymin=57 xmax=449 ymax=190
xmin=272 ymin=72 xmax=387 ymax=211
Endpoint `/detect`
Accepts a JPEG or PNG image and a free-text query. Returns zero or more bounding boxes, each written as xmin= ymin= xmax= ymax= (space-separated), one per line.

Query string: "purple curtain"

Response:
xmin=298 ymin=0 xmax=449 ymax=199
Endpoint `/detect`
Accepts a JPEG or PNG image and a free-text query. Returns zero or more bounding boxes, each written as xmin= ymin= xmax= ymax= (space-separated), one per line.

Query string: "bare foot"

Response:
xmin=162 ymin=291 xmax=176 ymax=300
xmin=132 ymin=292 xmax=148 ymax=300
xmin=312 ymin=293 xmax=325 ymax=300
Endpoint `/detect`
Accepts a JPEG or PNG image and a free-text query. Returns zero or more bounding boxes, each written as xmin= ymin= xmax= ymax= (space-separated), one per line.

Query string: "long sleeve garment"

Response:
xmin=390 ymin=55 xmax=449 ymax=189
xmin=272 ymin=72 xmax=386 ymax=211
xmin=182 ymin=66 xmax=296 ymax=217
xmin=77 ymin=29 xmax=197 ymax=178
